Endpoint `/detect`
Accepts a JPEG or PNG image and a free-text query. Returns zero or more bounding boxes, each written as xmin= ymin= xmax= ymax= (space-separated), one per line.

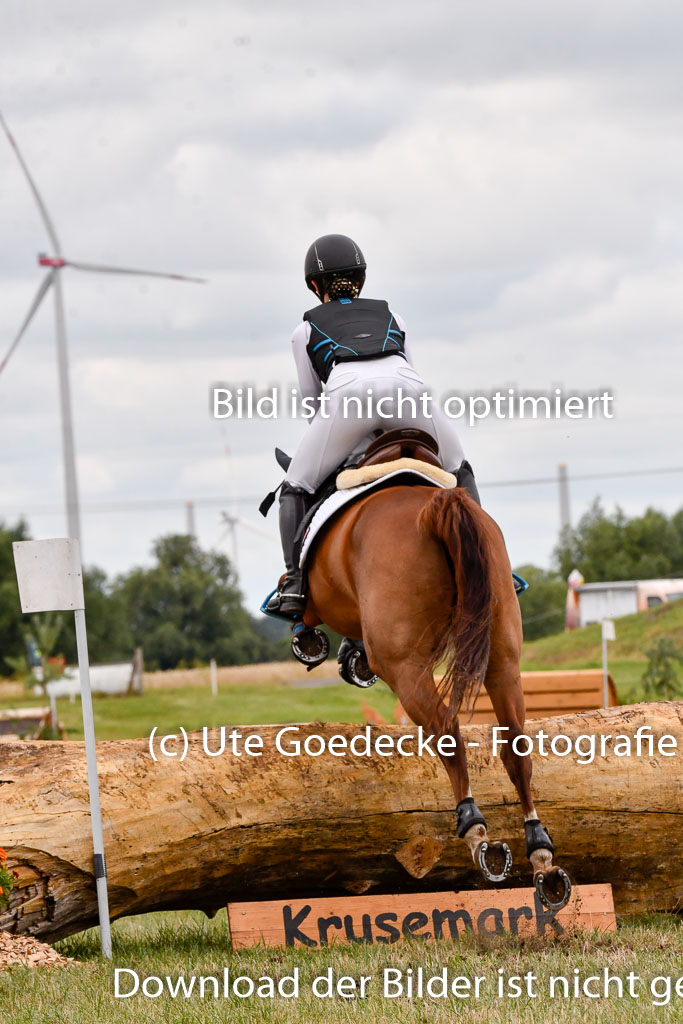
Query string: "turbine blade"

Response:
xmin=235 ymin=517 xmax=277 ymax=541
xmin=0 ymin=110 xmax=62 ymax=256
xmin=67 ymin=259 xmax=206 ymax=283
xmin=0 ymin=270 xmax=55 ymax=376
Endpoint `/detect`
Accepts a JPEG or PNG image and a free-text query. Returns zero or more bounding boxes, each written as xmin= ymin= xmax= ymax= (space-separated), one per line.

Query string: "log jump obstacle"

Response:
xmin=0 ymin=702 xmax=680 ymax=943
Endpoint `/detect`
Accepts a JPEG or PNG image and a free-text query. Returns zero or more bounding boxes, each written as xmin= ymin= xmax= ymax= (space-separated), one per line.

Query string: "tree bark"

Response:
xmin=1 ymin=702 xmax=680 ymax=942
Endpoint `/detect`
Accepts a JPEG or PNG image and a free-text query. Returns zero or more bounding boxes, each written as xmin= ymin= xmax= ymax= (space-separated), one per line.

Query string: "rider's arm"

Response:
xmin=390 ymin=310 xmax=413 ymax=365
xmin=291 ymin=322 xmax=322 ymax=403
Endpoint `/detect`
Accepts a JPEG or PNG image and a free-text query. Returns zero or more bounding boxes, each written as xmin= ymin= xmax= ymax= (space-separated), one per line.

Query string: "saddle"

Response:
xmin=259 ymin=428 xmax=447 ymax=518
xmin=337 ymin=427 xmax=456 ymax=491
xmin=358 ymin=427 xmax=442 ymax=469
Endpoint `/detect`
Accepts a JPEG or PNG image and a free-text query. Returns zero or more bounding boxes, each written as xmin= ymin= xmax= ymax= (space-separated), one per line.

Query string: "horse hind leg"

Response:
xmin=526 ymin=822 xmax=571 ymax=912
xmin=426 ymin=711 xmax=513 ymax=885
xmin=455 ymin=783 xmax=512 ymax=885
xmin=484 ymin=659 xmax=572 ymax=911
xmin=369 ymin=652 xmax=512 ymax=886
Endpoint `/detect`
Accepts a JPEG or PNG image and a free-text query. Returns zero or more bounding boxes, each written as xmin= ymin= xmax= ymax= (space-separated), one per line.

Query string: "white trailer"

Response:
xmin=577 ymin=579 xmax=683 ymax=627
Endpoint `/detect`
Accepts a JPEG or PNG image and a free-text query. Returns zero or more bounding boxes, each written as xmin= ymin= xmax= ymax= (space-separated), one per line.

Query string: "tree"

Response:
xmin=513 ymin=564 xmax=566 ymax=641
xmin=555 ymin=499 xmax=683 ymax=582
xmin=0 ymin=519 xmax=31 ymax=676
xmin=55 ymin=566 xmax=133 ymax=665
xmin=114 ymin=534 xmax=275 ymax=670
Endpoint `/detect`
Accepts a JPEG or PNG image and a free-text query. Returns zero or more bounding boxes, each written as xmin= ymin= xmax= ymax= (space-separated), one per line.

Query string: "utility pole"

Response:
xmin=558 ymin=462 xmax=571 ymax=534
xmin=185 ymin=500 xmax=196 ymax=538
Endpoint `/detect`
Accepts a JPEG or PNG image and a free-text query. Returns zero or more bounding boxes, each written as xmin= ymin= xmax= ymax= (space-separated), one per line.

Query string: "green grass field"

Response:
xmin=1 ymin=604 xmax=681 ymax=1020
xmin=521 ymin=598 xmax=683 ymax=702
xmin=0 ymin=911 xmax=680 ymax=1023
xmin=0 ymin=673 xmax=402 ymax=741
xmin=3 ymin=597 xmax=681 ymax=737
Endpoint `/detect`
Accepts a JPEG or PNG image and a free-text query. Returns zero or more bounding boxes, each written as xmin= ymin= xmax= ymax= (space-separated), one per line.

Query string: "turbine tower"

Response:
xmin=0 ymin=111 xmax=205 ymax=546
xmin=218 ymin=511 xmax=275 ymax=577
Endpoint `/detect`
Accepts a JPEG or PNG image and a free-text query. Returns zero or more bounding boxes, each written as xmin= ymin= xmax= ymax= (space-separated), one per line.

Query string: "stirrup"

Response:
xmin=261 ymin=588 xmax=303 ymax=621
xmin=261 ymin=574 xmax=307 ymax=620
xmin=513 ymin=572 xmax=529 ymax=596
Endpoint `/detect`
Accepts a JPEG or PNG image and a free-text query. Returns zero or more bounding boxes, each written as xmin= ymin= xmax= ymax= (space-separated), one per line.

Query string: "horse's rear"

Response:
xmin=305 ymin=483 xmax=572 ymax=910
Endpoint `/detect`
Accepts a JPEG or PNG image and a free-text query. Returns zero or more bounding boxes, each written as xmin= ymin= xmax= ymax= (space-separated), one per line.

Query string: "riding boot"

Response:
xmin=265 ymin=482 xmax=309 ymax=618
xmin=455 ymin=459 xmax=481 ymax=506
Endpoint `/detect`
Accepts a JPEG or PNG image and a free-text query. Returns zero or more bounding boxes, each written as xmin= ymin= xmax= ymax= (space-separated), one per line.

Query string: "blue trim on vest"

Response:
xmin=303 ymin=298 xmax=405 ymax=382
xmin=382 ymin=314 xmax=404 ymax=352
xmin=308 ymin=319 xmax=359 ymax=361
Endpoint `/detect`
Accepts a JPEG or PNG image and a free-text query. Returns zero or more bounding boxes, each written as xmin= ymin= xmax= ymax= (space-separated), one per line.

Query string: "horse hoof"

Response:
xmin=291 ymin=627 xmax=330 ymax=668
xmin=535 ymin=866 xmax=572 ymax=911
xmin=341 ymin=649 xmax=379 ymax=688
xmin=477 ymin=841 xmax=512 ymax=884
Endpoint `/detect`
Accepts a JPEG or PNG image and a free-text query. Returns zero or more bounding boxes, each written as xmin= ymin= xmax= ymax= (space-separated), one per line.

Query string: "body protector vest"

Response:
xmin=303 ymin=298 xmax=406 ymax=384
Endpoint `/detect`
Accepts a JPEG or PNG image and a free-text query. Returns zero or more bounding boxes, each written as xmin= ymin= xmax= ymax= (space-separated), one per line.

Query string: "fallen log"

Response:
xmin=0 ymin=702 xmax=680 ymax=941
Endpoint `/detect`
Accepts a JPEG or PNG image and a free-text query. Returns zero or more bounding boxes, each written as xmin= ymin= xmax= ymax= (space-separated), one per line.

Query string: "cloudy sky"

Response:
xmin=2 ymin=0 xmax=682 ymax=612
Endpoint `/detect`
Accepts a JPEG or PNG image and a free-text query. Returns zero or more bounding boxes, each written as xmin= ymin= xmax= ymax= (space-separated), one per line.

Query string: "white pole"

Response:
xmin=185 ymin=500 xmax=196 ymax=538
xmin=13 ymin=539 xmax=111 ymax=959
xmin=49 ymin=690 xmax=57 ymax=733
xmin=210 ymin=658 xmax=218 ymax=697
xmin=601 ymin=619 xmax=615 ymax=707
xmin=602 ymin=632 xmax=609 ymax=707
xmin=558 ymin=462 xmax=571 ymax=533
xmin=74 ymin=608 xmax=112 ymax=959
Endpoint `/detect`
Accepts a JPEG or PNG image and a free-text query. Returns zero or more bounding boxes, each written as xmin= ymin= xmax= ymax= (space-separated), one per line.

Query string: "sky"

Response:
xmin=2 ymin=0 xmax=682 ymax=612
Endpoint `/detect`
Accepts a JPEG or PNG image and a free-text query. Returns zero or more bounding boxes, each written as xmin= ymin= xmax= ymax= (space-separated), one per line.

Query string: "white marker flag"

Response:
xmin=13 ymin=538 xmax=112 ymax=959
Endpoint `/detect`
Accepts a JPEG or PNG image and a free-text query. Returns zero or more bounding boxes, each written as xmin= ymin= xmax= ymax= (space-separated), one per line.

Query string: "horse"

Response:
xmin=301 ymin=481 xmax=572 ymax=911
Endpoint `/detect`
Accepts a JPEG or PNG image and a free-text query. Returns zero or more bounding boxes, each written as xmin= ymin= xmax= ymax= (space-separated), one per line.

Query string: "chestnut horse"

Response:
xmin=303 ymin=483 xmax=571 ymax=910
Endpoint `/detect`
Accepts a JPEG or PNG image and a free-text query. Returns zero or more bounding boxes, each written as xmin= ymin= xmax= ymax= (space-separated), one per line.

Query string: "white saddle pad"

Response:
xmin=299 ymin=468 xmax=452 ymax=567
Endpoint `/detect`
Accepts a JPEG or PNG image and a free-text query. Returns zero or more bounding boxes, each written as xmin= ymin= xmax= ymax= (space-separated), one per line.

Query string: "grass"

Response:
xmin=2 ymin=600 xmax=682 ymax=735
xmin=1 ymin=606 xmax=681 ymax=1020
xmin=3 ymin=596 xmax=683 ymax=731
xmin=0 ymin=911 xmax=680 ymax=1023
xmin=0 ymin=676 xmax=401 ymax=741
xmin=521 ymin=599 xmax=683 ymax=703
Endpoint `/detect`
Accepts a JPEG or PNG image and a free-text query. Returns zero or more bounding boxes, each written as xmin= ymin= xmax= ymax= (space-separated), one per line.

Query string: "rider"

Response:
xmin=266 ymin=233 xmax=480 ymax=618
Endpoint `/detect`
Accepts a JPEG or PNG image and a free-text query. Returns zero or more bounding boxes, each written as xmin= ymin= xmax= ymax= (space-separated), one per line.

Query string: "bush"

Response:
xmin=641 ymin=637 xmax=683 ymax=700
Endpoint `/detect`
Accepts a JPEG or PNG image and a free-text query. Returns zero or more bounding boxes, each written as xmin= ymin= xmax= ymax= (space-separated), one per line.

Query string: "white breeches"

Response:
xmin=285 ymin=356 xmax=466 ymax=494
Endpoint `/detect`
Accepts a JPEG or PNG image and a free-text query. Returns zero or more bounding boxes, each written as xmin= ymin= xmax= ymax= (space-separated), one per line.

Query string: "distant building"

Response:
xmin=576 ymin=579 xmax=683 ymax=627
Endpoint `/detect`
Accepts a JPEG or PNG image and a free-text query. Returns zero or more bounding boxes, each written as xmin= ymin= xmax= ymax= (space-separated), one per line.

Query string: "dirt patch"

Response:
xmin=0 ymin=931 xmax=78 ymax=969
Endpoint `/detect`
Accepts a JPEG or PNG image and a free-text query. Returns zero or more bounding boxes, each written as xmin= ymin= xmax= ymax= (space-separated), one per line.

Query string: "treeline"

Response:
xmin=516 ymin=500 xmax=683 ymax=640
xmin=3 ymin=499 xmax=682 ymax=672
xmin=0 ymin=523 xmax=287 ymax=676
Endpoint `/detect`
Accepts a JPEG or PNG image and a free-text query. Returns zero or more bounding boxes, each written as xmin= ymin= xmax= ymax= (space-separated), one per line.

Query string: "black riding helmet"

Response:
xmin=304 ymin=233 xmax=367 ymax=299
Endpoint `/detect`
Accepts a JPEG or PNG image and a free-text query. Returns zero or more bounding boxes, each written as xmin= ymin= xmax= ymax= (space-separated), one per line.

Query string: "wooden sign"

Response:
xmin=228 ymin=884 xmax=615 ymax=949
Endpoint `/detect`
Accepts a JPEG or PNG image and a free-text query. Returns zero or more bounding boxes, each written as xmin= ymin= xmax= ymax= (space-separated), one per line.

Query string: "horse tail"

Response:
xmin=418 ymin=488 xmax=492 ymax=721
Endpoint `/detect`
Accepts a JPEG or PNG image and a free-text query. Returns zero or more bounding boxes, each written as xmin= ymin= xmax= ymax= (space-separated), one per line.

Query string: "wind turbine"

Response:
xmin=0 ymin=110 xmax=205 ymax=547
xmin=215 ymin=425 xmax=277 ymax=574
xmin=218 ymin=510 xmax=276 ymax=577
